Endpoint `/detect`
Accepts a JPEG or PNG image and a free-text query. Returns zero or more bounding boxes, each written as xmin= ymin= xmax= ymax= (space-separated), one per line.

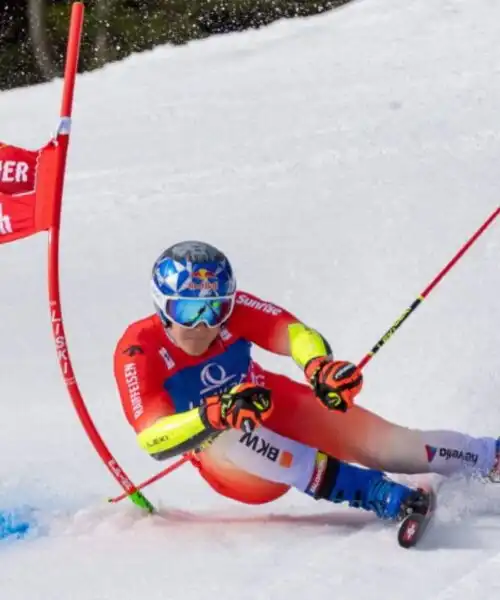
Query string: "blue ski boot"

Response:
xmin=305 ymin=452 xmax=419 ymax=521
xmin=365 ymin=476 xmax=414 ymax=519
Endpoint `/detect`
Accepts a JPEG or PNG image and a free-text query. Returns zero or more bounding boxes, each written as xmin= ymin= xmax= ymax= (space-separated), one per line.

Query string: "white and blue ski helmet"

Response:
xmin=151 ymin=241 xmax=237 ymax=328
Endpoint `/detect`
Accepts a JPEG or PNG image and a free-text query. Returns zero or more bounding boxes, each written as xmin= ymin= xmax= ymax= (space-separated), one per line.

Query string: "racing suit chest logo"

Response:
xmin=163 ymin=338 xmax=252 ymax=413
xmin=200 ymin=362 xmax=236 ymax=395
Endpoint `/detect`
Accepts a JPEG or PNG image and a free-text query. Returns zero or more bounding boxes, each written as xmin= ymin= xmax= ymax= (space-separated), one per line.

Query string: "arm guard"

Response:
xmin=137 ymin=408 xmax=217 ymax=461
xmin=288 ymin=322 xmax=332 ymax=369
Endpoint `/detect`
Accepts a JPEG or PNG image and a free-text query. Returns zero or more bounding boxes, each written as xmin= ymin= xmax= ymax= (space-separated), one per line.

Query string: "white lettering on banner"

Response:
xmin=50 ymin=301 xmax=75 ymax=385
xmin=200 ymin=362 xmax=236 ymax=395
xmin=0 ymin=161 xmax=29 ymax=183
xmin=236 ymin=293 xmax=282 ymax=316
xmin=0 ymin=204 xmax=12 ymax=235
xmin=124 ymin=363 xmax=144 ymax=419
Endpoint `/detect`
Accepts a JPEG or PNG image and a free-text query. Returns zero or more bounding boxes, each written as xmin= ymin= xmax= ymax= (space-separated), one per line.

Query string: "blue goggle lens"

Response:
xmin=165 ymin=297 xmax=234 ymax=328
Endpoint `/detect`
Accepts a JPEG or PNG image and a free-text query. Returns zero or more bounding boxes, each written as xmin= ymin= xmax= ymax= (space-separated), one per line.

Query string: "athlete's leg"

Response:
xmin=193 ymin=439 xmax=290 ymax=505
xmin=263 ymin=371 xmax=497 ymax=478
xmin=198 ymin=426 xmax=419 ymax=519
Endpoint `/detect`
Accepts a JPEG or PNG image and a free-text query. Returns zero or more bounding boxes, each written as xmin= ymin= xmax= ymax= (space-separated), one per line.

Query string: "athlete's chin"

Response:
xmin=169 ymin=324 xmax=220 ymax=356
xmin=179 ymin=340 xmax=212 ymax=356
xmin=183 ymin=345 xmax=208 ymax=356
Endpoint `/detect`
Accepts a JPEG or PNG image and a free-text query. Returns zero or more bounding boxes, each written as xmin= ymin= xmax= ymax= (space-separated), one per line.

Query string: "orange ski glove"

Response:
xmin=305 ymin=358 xmax=363 ymax=412
xmin=201 ymin=383 xmax=273 ymax=433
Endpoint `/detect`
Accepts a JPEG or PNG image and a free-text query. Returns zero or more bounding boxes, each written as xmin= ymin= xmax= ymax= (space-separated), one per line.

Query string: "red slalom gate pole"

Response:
xmin=109 ymin=455 xmax=192 ymax=504
xmin=47 ymin=3 xmax=154 ymax=513
xmin=358 ymin=206 xmax=499 ymax=370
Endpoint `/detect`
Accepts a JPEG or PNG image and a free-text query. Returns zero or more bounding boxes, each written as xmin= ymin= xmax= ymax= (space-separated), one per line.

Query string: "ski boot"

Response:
xmin=365 ymin=476 xmax=429 ymax=520
xmin=304 ymin=454 xmax=435 ymax=546
xmin=365 ymin=477 xmax=435 ymax=547
xmin=306 ymin=454 xmax=430 ymax=521
xmin=398 ymin=487 xmax=433 ymax=520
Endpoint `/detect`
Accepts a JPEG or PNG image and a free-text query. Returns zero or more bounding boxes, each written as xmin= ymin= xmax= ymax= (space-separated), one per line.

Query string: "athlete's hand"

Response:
xmin=305 ymin=358 xmax=363 ymax=412
xmin=201 ymin=383 xmax=273 ymax=433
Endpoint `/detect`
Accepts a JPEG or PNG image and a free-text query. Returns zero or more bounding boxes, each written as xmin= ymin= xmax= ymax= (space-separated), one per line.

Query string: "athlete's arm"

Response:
xmin=136 ymin=383 xmax=272 ymax=460
xmin=230 ymin=291 xmax=333 ymax=368
xmin=230 ymin=292 xmax=363 ymax=412
xmin=136 ymin=408 xmax=218 ymax=460
xmin=114 ymin=320 xmax=216 ymax=460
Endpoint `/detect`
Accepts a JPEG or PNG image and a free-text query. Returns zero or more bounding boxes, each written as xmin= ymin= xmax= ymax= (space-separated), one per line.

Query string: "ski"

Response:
xmin=397 ymin=487 xmax=436 ymax=549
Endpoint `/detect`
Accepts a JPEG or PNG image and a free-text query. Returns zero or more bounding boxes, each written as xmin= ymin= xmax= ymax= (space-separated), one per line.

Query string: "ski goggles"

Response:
xmin=164 ymin=296 xmax=235 ymax=329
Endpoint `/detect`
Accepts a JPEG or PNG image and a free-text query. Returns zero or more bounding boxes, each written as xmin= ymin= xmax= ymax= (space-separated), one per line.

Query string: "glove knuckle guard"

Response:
xmin=332 ymin=362 xmax=355 ymax=380
xmin=209 ymin=383 xmax=274 ymax=430
xmin=305 ymin=358 xmax=363 ymax=412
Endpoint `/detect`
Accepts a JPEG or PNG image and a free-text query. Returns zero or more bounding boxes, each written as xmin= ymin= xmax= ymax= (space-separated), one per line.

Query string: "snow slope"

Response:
xmin=0 ymin=0 xmax=499 ymax=597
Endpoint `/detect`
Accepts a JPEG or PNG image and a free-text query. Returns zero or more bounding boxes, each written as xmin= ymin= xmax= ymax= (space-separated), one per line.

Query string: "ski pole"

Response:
xmin=358 ymin=206 xmax=499 ymax=369
xmin=108 ymin=454 xmax=191 ymax=504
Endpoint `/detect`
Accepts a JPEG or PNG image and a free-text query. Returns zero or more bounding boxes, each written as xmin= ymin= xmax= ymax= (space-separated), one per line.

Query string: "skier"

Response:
xmin=114 ymin=240 xmax=498 ymax=523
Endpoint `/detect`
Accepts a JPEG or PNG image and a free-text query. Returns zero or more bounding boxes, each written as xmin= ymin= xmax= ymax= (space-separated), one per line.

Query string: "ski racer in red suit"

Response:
xmin=114 ymin=241 xmax=500 ymax=521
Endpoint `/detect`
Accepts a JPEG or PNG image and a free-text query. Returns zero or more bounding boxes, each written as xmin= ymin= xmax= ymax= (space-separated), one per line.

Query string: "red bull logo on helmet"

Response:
xmin=189 ymin=268 xmax=219 ymax=292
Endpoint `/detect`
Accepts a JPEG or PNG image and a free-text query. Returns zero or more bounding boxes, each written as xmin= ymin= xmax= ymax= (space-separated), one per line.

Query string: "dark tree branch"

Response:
xmin=27 ymin=0 xmax=56 ymax=80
